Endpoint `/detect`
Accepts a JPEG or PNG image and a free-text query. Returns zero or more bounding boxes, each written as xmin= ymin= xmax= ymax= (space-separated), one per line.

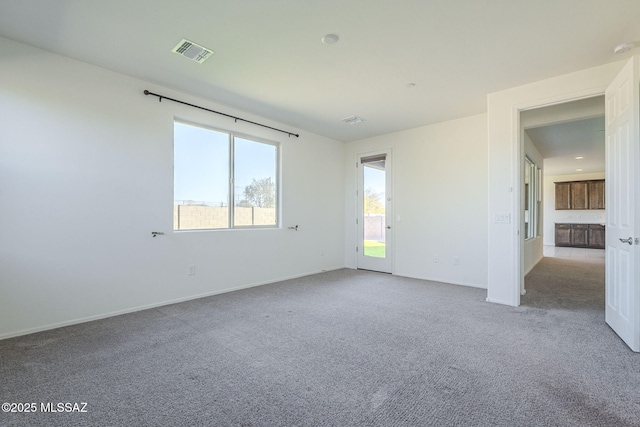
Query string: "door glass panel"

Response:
xmin=362 ymin=158 xmax=386 ymax=258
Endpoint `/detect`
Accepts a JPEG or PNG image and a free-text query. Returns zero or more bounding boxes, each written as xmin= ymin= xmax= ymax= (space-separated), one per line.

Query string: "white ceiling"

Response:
xmin=522 ymin=96 xmax=605 ymax=176
xmin=526 ymin=117 xmax=605 ymax=176
xmin=1 ymin=0 xmax=639 ymax=142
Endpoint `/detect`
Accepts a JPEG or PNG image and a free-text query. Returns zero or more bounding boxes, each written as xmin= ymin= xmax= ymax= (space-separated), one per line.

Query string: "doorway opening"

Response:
xmin=356 ymin=150 xmax=392 ymax=273
xmin=519 ymin=96 xmax=606 ymax=309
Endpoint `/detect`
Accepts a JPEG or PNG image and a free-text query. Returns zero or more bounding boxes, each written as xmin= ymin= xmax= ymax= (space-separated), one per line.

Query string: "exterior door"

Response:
xmin=605 ymin=56 xmax=640 ymax=352
xmin=357 ymin=150 xmax=392 ymax=273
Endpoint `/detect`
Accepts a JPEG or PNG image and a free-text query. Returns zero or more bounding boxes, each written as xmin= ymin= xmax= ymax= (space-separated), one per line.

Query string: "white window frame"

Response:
xmin=174 ymin=119 xmax=280 ymax=231
xmin=524 ymin=156 xmax=539 ymax=240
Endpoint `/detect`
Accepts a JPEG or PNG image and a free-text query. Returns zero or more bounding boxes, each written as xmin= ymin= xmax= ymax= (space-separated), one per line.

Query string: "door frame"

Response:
xmin=487 ymin=60 xmax=629 ymax=306
xmin=512 ymin=58 xmax=640 ymax=351
xmin=355 ymin=148 xmax=393 ymax=273
xmin=486 ymin=57 xmax=628 ymax=307
xmin=518 ymin=96 xmax=605 ymax=297
xmin=514 ymin=90 xmax=607 ymax=305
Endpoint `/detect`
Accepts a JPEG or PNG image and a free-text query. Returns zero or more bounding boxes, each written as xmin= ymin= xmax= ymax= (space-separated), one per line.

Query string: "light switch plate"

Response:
xmin=494 ymin=213 xmax=511 ymax=224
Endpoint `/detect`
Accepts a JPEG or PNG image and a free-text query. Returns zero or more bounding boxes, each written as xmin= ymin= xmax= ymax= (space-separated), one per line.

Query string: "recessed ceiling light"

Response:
xmin=614 ymin=42 xmax=635 ymax=54
xmin=575 ymin=156 xmax=584 ymax=160
xmin=342 ymin=116 xmax=365 ymax=125
xmin=172 ymin=39 xmax=214 ymax=63
xmin=322 ymin=34 xmax=339 ymax=45
xmin=576 ymin=169 xmax=583 ymax=172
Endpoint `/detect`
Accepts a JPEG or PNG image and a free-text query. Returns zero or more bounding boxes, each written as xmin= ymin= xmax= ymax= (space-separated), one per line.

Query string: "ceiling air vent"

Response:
xmin=172 ymin=39 xmax=214 ymax=64
xmin=342 ymin=116 xmax=365 ymax=125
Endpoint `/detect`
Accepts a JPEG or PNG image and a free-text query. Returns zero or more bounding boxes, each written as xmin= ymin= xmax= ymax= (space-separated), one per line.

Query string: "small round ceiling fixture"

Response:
xmin=322 ymin=34 xmax=339 ymax=45
xmin=407 ymin=83 xmax=416 ymax=88
xmin=614 ymin=42 xmax=635 ymax=54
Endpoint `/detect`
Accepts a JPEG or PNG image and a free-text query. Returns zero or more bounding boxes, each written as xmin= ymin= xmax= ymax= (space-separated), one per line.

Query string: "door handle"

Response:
xmin=619 ymin=237 xmax=633 ymax=245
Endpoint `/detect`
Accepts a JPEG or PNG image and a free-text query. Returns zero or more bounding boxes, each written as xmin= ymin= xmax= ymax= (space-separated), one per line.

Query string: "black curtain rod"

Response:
xmin=143 ymin=90 xmax=299 ymax=138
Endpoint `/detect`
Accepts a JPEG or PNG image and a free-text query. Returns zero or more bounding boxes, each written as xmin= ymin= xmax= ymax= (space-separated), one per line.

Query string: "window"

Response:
xmin=524 ymin=156 xmax=540 ymax=239
xmin=174 ymin=121 xmax=278 ymax=230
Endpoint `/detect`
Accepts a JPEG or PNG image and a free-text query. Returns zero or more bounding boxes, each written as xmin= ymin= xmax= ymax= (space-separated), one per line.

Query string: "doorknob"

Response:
xmin=386 ymin=226 xmax=391 ymax=229
xmin=619 ymin=237 xmax=633 ymax=245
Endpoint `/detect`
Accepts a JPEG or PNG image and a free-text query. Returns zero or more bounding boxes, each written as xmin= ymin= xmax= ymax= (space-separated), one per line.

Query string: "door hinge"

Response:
xmin=356 ymin=246 xmax=359 ymax=253
xmin=356 ymin=218 xmax=358 ymax=224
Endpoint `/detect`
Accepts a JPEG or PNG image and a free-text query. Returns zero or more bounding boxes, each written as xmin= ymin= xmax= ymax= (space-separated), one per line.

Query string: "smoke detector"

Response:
xmin=322 ymin=34 xmax=339 ymax=45
xmin=342 ymin=116 xmax=365 ymax=125
xmin=172 ymin=39 xmax=214 ymax=63
xmin=613 ymin=42 xmax=635 ymax=54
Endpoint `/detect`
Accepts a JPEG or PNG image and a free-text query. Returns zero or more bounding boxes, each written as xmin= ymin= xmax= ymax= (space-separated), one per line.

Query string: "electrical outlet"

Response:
xmin=453 ymin=256 xmax=460 ymax=266
xmin=432 ymin=255 xmax=439 ymax=263
xmin=188 ymin=265 xmax=196 ymax=276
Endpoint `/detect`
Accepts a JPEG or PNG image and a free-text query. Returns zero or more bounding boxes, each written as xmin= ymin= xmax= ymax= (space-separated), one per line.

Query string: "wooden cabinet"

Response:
xmin=555 ymin=182 xmax=571 ymax=210
xmin=571 ymin=224 xmax=589 ymax=247
xmin=570 ymin=182 xmax=589 ymax=210
xmin=555 ymin=223 xmax=605 ymax=249
xmin=588 ymin=224 xmax=605 ymax=249
xmin=555 ymin=223 xmax=571 ymax=246
xmin=588 ymin=180 xmax=605 ymax=209
xmin=554 ymin=180 xmax=605 ymax=210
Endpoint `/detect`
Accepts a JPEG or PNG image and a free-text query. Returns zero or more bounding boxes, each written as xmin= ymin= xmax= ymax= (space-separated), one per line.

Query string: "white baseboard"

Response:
xmin=0 ymin=266 xmax=344 ymax=341
xmin=524 ymin=255 xmax=544 ymax=276
xmin=485 ymin=297 xmax=518 ymax=307
xmin=389 ymin=271 xmax=487 ymax=290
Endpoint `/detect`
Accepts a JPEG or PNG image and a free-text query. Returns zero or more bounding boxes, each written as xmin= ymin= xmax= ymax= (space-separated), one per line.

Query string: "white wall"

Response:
xmin=523 ymin=133 xmax=544 ymax=278
xmin=487 ymin=59 xmax=625 ymax=306
xmin=0 ymin=37 xmax=345 ymax=339
xmin=344 ymin=114 xmax=488 ymax=288
xmin=543 ymin=172 xmax=606 ymax=245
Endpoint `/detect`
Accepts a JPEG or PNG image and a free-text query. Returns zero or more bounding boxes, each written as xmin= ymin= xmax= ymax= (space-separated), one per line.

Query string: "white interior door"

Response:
xmin=357 ymin=150 xmax=392 ymax=273
xmin=605 ymin=56 xmax=640 ymax=352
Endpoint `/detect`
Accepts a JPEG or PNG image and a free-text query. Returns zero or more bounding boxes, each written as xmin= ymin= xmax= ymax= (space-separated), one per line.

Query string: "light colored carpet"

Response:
xmin=522 ymin=255 xmax=605 ymax=312
xmin=1 ymin=263 xmax=639 ymax=426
